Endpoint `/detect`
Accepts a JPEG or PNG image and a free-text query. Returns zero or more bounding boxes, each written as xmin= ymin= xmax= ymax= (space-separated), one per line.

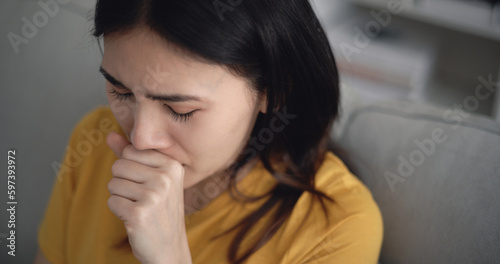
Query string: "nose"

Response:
xmin=130 ymin=103 xmax=174 ymax=151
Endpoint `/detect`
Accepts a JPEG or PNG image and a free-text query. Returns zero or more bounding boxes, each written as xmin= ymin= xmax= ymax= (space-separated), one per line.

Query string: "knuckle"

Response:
xmin=173 ymin=163 xmax=184 ymax=177
xmin=144 ymin=191 xmax=161 ymax=204
xmin=157 ymin=176 xmax=172 ymax=191
xmin=154 ymin=168 xmax=173 ymax=184
xmin=163 ymin=161 xmax=184 ymax=179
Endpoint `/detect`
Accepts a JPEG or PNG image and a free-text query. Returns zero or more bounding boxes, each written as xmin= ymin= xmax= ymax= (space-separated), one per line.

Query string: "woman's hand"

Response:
xmin=106 ymin=131 xmax=192 ymax=264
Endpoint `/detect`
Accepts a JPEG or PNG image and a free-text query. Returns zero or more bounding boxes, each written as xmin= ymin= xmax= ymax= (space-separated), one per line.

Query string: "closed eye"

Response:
xmin=163 ymin=105 xmax=198 ymax=123
xmin=108 ymin=87 xmax=198 ymax=123
xmin=109 ymin=87 xmax=133 ymax=101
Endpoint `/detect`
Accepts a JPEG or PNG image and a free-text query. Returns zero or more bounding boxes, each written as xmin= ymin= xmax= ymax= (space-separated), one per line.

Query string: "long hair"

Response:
xmin=93 ymin=0 xmax=340 ymax=263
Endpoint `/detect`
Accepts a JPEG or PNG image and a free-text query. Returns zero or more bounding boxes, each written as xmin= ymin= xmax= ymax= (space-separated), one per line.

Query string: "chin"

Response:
xmin=182 ymin=168 xmax=199 ymax=189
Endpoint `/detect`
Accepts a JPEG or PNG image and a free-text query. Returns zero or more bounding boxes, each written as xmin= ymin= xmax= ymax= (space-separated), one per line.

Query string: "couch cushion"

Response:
xmin=335 ymin=100 xmax=500 ymax=264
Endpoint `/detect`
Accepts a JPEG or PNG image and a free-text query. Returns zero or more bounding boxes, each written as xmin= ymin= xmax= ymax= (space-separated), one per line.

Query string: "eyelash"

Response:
xmin=108 ymin=87 xmax=197 ymax=123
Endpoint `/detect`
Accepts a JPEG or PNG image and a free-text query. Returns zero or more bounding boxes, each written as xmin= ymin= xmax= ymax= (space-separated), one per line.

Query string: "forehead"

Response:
xmin=101 ymin=28 xmax=230 ymax=96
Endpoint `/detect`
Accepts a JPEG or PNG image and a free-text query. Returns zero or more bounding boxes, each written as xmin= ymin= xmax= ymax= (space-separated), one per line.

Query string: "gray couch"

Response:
xmin=334 ymin=100 xmax=500 ymax=264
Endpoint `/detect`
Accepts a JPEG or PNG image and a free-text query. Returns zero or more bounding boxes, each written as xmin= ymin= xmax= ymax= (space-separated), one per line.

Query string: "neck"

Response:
xmin=183 ymin=158 xmax=258 ymax=216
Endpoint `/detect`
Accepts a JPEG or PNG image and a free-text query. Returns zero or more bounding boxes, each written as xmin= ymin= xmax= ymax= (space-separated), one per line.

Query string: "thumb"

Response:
xmin=106 ymin=131 xmax=131 ymax=158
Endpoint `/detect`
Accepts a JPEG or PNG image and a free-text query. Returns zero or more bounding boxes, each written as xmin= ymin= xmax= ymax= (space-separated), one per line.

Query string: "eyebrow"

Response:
xmin=99 ymin=66 xmax=202 ymax=103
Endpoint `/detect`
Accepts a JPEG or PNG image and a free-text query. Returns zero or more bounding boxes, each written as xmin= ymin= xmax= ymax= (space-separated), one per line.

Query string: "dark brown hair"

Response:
xmin=93 ymin=0 xmax=340 ymax=263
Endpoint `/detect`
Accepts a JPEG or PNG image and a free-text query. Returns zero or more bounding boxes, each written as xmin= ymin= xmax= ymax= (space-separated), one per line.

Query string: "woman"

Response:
xmin=35 ymin=0 xmax=383 ymax=263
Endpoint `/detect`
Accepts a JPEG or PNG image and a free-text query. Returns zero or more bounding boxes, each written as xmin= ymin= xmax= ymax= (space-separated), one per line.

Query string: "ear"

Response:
xmin=258 ymin=92 xmax=268 ymax=114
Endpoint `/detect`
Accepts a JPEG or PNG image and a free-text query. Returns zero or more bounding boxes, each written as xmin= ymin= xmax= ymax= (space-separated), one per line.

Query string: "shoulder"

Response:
xmin=315 ymin=151 xmax=377 ymax=209
xmin=280 ymin=151 xmax=383 ymax=263
xmin=314 ymin=151 xmax=382 ymax=228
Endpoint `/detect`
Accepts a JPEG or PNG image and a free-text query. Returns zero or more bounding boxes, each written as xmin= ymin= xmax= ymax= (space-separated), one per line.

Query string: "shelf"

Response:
xmin=312 ymin=0 xmax=500 ymax=121
xmin=350 ymin=0 xmax=500 ymax=42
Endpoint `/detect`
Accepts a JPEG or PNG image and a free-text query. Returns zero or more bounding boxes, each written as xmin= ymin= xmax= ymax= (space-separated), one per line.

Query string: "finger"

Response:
xmin=107 ymin=177 xmax=145 ymax=202
xmin=107 ymin=194 xmax=135 ymax=223
xmin=107 ymin=132 xmax=179 ymax=168
xmin=120 ymin=145 xmax=176 ymax=168
xmin=111 ymin=159 xmax=159 ymax=183
xmin=106 ymin=131 xmax=131 ymax=158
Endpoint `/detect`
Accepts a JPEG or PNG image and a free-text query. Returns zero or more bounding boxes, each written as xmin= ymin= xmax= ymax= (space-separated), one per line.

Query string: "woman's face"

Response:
xmin=101 ymin=27 xmax=266 ymax=188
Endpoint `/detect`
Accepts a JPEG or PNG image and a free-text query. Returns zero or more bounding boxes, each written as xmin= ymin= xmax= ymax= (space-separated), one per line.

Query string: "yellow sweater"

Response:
xmin=38 ymin=106 xmax=383 ymax=264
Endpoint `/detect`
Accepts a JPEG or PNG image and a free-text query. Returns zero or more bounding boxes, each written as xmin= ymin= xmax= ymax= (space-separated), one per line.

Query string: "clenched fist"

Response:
xmin=106 ymin=131 xmax=192 ymax=264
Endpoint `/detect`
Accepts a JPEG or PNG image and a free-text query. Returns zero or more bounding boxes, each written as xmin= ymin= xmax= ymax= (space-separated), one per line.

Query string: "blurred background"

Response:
xmin=0 ymin=0 xmax=499 ymax=263
xmin=314 ymin=0 xmax=500 ymax=124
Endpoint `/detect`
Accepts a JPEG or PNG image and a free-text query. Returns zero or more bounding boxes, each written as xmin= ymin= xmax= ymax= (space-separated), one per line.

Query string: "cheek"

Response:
xmin=180 ymin=105 xmax=258 ymax=171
